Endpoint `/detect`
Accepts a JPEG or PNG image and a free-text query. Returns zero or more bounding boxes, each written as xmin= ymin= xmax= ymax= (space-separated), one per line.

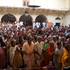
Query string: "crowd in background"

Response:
xmin=0 ymin=12 xmax=70 ymax=70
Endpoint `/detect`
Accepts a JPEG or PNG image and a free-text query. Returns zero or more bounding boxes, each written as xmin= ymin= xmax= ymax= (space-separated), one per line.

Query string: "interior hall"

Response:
xmin=0 ymin=0 xmax=70 ymax=70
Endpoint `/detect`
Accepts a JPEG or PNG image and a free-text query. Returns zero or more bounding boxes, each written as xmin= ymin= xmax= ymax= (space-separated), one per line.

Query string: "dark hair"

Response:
xmin=57 ymin=41 xmax=61 ymax=46
xmin=18 ymin=37 xmax=23 ymax=45
xmin=53 ymin=36 xmax=59 ymax=42
xmin=49 ymin=42 xmax=54 ymax=47
xmin=65 ymin=44 xmax=70 ymax=52
xmin=11 ymin=40 xmax=15 ymax=47
xmin=27 ymin=36 xmax=33 ymax=45
xmin=0 ymin=37 xmax=6 ymax=47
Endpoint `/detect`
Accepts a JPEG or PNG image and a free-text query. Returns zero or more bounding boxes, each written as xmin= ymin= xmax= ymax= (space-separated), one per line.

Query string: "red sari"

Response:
xmin=47 ymin=46 xmax=55 ymax=61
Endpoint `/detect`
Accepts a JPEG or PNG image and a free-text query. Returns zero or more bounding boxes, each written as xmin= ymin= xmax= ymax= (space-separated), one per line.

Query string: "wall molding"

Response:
xmin=0 ymin=7 xmax=67 ymax=16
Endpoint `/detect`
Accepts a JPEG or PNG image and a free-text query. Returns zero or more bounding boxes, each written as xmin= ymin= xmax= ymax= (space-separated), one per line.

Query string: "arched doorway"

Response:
xmin=19 ymin=12 xmax=33 ymax=27
xmin=34 ymin=14 xmax=47 ymax=29
xmin=1 ymin=13 xmax=16 ymax=24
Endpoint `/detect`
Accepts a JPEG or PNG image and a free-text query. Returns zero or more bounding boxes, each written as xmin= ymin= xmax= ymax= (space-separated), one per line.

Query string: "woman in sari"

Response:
xmin=62 ymin=44 xmax=70 ymax=70
xmin=23 ymin=36 xmax=35 ymax=70
xmin=13 ymin=37 xmax=25 ymax=69
xmin=9 ymin=40 xmax=16 ymax=67
xmin=47 ymin=41 xmax=55 ymax=62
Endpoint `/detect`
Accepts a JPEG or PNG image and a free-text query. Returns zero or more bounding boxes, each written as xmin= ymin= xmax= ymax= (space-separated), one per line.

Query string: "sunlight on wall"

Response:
xmin=0 ymin=0 xmax=23 ymax=7
xmin=63 ymin=14 xmax=70 ymax=26
xmin=30 ymin=0 xmax=69 ymax=10
xmin=0 ymin=0 xmax=69 ymax=10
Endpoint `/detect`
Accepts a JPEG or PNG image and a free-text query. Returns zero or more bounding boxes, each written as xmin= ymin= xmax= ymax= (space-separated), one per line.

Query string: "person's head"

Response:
xmin=53 ymin=35 xmax=59 ymax=42
xmin=27 ymin=36 xmax=33 ymax=45
xmin=49 ymin=41 xmax=54 ymax=48
xmin=11 ymin=40 xmax=15 ymax=47
xmin=57 ymin=41 xmax=62 ymax=49
xmin=38 ymin=36 xmax=42 ymax=43
xmin=18 ymin=37 xmax=23 ymax=47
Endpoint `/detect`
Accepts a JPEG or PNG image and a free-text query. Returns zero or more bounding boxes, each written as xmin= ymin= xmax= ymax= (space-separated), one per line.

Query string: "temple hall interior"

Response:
xmin=0 ymin=0 xmax=70 ymax=70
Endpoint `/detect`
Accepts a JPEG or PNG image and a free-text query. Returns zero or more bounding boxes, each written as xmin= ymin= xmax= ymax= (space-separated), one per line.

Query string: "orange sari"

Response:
xmin=23 ymin=41 xmax=34 ymax=70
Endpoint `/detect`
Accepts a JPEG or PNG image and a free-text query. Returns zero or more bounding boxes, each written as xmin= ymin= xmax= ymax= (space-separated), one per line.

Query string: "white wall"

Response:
xmin=66 ymin=0 xmax=70 ymax=10
xmin=30 ymin=0 xmax=69 ymax=10
xmin=63 ymin=0 xmax=70 ymax=26
xmin=0 ymin=0 xmax=69 ymax=10
xmin=63 ymin=14 xmax=70 ymax=26
xmin=68 ymin=0 xmax=70 ymax=10
xmin=0 ymin=0 xmax=23 ymax=7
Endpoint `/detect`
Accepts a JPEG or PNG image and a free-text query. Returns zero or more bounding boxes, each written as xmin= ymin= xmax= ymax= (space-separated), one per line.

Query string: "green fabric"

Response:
xmin=43 ymin=43 xmax=49 ymax=49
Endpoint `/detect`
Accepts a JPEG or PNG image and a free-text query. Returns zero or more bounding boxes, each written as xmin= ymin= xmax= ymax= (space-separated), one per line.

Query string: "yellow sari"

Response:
xmin=62 ymin=48 xmax=70 ymax=69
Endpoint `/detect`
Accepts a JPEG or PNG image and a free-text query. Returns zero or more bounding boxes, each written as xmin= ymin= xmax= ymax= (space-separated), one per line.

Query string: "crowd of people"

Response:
xmin=0 ymin=14 xmax=70 ymax=70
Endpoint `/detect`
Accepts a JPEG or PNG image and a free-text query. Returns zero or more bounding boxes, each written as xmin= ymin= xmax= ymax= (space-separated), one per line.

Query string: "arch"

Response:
xmin=1 ymin=13 xmax=16 ymax=23
xmin=19 ymin=14 xmax=33 ymax=27
xmin=55 ymin=17 xmax=61 ymax=27
xmin=35 ymin=14 xmax=47 ymax=23
xmin=35 ymin=14 xmax=47 ymax=29
xmin=55 ymin=17 xmax=61 ymax=20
